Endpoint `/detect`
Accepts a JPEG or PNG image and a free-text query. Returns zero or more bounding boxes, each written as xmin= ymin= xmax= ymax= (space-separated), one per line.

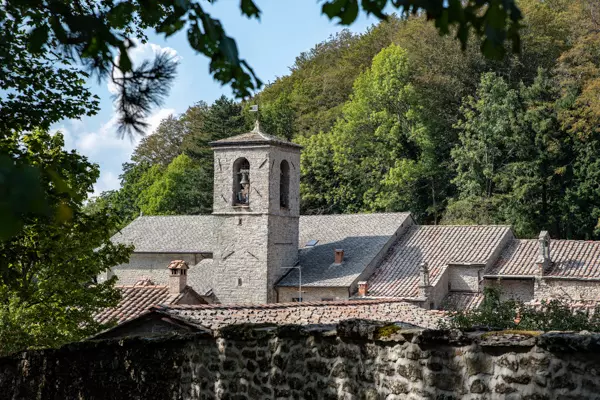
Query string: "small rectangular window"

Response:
xmin=305 ymin=240 xmax=318 ymax=247
xmin=292 ymin=297 xmax=302 ymax=302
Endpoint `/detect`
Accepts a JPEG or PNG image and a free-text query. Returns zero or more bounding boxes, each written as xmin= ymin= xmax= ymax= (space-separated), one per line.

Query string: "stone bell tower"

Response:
xmin=210 ymin=121 xmax=301 ymax=304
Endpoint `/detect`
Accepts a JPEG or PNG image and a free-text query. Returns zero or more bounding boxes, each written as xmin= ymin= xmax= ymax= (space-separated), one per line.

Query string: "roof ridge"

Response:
xmin=420 ymin=224 xmax=512 ymax=228
xmin=301 ymin=212 xmax=411 ymax=217
xmin=512 ymin=238 xmax=600 ymax=243
xmin=117 ymin=285 xmax=168 ymax=289
xmin=155 ymin=298 xmax=420 ymax=311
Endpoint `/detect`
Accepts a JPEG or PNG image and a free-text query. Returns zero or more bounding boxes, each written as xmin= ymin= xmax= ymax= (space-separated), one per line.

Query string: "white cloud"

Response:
xmin=52 ymin=41 xmax=181 ymax=197
xmin=69 ymin=106 xmax=175 ymax=194
xmin=92 ymin=171 xmax=121 ymax=196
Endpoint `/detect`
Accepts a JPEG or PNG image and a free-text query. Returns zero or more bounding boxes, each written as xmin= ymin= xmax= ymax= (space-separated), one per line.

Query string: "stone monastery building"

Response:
xmin=104 ymin=122 xmax=600 ymax=319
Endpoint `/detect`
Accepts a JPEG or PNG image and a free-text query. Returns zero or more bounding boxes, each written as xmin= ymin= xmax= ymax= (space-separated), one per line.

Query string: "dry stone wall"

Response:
xmin=3 ymin=321 xmax=600 ymax=399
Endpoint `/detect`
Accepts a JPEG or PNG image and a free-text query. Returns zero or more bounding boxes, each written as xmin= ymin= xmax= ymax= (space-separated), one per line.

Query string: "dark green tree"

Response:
xmin=446 ymin=70 xmax=573 ymax=238
xmin=0 ymin=130 xmax=132 ymax=355
xmin=0 ymin=0 xmax=530 ymax=236
xmin=132 ymin=115 xmax=186 ymax=166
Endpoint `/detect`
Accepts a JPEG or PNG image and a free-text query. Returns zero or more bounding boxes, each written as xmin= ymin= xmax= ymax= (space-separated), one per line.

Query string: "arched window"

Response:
xmin=233 ymin=158 xmax=250 ymax=205
xmin=280 ymin=160 xmax=290 ymax=208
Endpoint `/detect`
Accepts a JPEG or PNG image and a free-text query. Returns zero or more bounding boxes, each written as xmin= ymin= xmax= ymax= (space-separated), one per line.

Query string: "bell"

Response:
xmin=240 ymin=171 xmax=249 ymax=186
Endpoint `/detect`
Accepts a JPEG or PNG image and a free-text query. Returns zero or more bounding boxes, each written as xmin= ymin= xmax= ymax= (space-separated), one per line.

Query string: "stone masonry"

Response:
xmin=211 ymin=132 xmax=301 ymax=304
xmin=4 ymin=320 xmax=600 ymax=399
xmin=103 ymin=253 xmax=208 ymax=289
xmin=277 ymin=287 xmax=349 ymax=303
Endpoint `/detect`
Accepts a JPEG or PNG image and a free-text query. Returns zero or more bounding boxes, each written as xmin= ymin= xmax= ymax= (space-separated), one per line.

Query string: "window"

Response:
xmin=238 ymin=278 xmax=243 ymax=286
xmin=292 ymin=297 xmax=302 ymax=302
xmin=280 ymin=160 xmax=290 ymax=208
xmin=233 ymin=158 xmax=250 ymax=205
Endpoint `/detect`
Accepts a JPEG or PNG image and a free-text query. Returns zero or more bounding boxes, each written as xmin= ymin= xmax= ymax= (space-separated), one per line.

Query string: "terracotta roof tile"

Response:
xmin=154 ymin=299 xmax=446 ymax=329
xmin=486 ymin=239 xmax=600 ymax=279
xmin=367 ymin=225 xmax=512 ymax=298
xmin=440 ymin=292 xmax=484 ymax=311
xmin=94 ymin=281 xmax=187 ymax=324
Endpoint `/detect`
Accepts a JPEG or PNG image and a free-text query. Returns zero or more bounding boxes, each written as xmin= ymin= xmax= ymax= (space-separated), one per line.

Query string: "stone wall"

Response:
xmin=485 ymin=278 xmax=535 ymax=302
xmin=277 ymin=287 xmax=349 ymax=303
xmin=535 ymin=279 xmax=600 ymax=301
xmin=448 ymin=265 xmax=482 ymax=293
xmin=430 ymin=269 xmax=449 ymax=309
xmin=103 ymin=253 xmax=210 ymax=290
xmin=4 ymin=321 xmax=600 ymax=399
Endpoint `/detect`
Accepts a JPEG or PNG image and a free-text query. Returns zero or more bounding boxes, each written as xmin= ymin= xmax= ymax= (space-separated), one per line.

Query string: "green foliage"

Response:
xmin=137 ymin=154 xmax=212 ymax=215
xmin=0 ymin=130 xmax=132 ymax=355
xmin=92 ymin=2 xmax=600 ymax=240
xmin=0 ymin=0 xmax=531 ymax=238
xmin=321 ymin=0 xmax=522 ymax=59
xmin=0 ymin=24 xmax=100 ymax=239
xmin=132 ymin=115 xmax=186 ymax=166
xmin=445 ymin=69 xmax=576 ymax=238
xmin=299 ymin=43 xmax=451 ymax=220
xmin=93 ymin=95 xmax=246 ymax=224
xmin=442 ymin=287 xmax=600 ymax=332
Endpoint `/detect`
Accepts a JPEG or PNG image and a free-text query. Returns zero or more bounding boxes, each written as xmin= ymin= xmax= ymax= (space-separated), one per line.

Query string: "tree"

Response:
xmin=182 ymin=95 xmax=246 ymax=182
xmin=0 ymin=130 xmax=132 ymax=355
xmin=446 ymin=73 xmax=524 ymax=225
xmin=445 ymin=70 xmax=574 ymax=238
xmin=300 ymin=44 xmax=446 ymax=220
xmin=0 ymin=0 xmax=529 ymax=237
xmin=1 ymin=0 xmax=524 ymax=110
xmin=137 ymin=154 xmax=212 ymax=215
xmin=131 ymin=115 xmax=186 ymax=166
xmin=0 ymin=25 xmax=101 ymax=239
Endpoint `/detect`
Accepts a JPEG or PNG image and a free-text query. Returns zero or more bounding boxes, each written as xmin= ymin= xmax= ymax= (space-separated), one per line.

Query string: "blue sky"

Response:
xmin=52 ymin=2 xmax=384 ymax=196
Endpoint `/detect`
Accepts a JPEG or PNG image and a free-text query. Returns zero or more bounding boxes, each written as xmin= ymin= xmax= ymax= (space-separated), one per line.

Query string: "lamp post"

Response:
xmin=281 ymin=263 xmax=302 ymax=302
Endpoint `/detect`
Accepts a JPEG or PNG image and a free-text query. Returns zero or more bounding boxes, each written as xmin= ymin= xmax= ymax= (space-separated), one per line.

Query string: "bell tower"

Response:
xmin=210 ymin=122 xmax=301 ymax=304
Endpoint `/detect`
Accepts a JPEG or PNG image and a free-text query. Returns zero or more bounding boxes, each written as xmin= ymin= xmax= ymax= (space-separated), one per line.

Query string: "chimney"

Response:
xmin=168 ymin=260 xmax=189 ymax=294
xmin=418 ymin=262 xmax=432 ymax=299
xmin=536 ymin=231 xmax=552 ymax=275
xmin=358 ymin=281 xmax=368 ymax=297
xmin=334 ymin=249 xmax=344 ymax=264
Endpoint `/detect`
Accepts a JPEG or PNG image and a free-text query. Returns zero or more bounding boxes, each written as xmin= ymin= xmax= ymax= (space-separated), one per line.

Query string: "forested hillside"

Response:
xmin=91 ymin=0 xmax=600 ymax=240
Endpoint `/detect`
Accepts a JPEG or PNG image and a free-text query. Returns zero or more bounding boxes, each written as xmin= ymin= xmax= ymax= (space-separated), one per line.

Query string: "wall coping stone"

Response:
xmin=10 ymin=319 xmax=600 ymax=361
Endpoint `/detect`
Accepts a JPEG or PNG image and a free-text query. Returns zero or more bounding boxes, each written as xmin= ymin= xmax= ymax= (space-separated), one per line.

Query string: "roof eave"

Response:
xmin=210 ymin=140 xmax=302 ymax=149
xmin=483 ymin=274 xmax=536 ymax=279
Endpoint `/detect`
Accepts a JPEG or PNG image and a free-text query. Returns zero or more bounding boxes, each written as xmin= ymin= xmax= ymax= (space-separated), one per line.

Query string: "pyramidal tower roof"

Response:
xmin=210 ymin=120 xmax=302 ymax=149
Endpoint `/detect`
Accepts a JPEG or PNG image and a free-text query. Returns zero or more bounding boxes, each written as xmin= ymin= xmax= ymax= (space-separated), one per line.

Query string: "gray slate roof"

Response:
xmin=278 ymin=213 xmax=413 ymax=287
xmin=112 ymin=213 xmax=412 ymax=289
xmin=210 ymin=121 xmax=302 ymax=149
xmin=111 ymin=215 xmax=214 ymax=253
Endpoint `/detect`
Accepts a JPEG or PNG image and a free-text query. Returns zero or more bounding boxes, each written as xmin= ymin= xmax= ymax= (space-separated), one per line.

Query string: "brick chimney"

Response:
xmin=358 ymin=281 xmax=368 ymax=297
xmin=334 ymin=249 xmax=344 ymax=264
xmin=418 ymin=262 xmax=432 ymax=299
xmin=536 ymin=231 xmax=552 ymax=275
xmin=168 ymin=260 xmax=188 ymax=294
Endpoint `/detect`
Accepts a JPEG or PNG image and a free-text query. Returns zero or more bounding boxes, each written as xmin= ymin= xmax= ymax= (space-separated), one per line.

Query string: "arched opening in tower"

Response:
xmin=233 ymin=157 xmax=250 ymax=205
